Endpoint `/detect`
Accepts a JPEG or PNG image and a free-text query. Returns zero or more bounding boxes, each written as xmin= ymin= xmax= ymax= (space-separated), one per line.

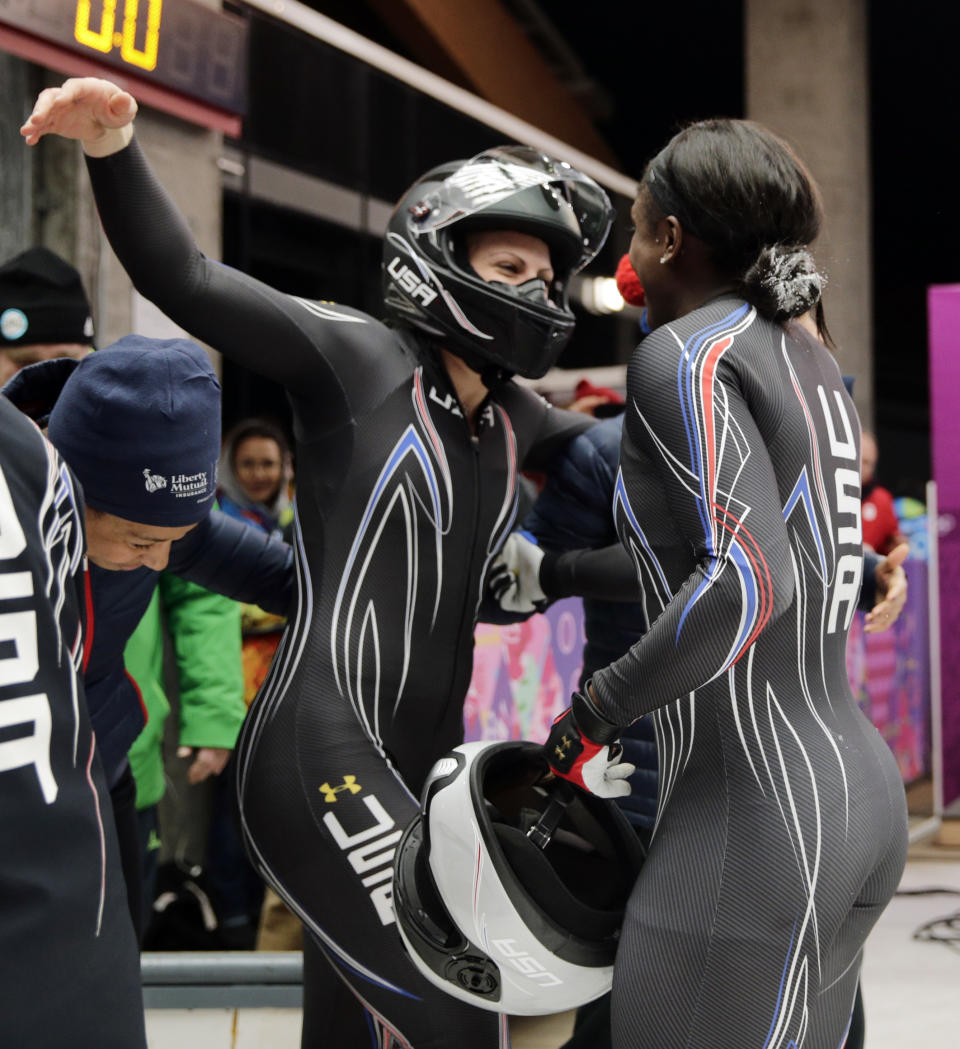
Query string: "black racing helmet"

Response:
xmin=382 ymin=146 xmax=614 ymax=379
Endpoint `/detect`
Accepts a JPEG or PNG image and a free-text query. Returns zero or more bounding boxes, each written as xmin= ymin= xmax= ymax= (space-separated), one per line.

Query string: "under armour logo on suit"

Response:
xmin=319 ymin=775 xmax=362 ymax=802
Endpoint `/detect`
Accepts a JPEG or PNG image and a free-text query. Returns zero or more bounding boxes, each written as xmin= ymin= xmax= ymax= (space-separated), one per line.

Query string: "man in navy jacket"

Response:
xmin=3 ymin=335 xmax=293 ymax=939
xmin=0 ymin=396 xmax=148 ymax=1049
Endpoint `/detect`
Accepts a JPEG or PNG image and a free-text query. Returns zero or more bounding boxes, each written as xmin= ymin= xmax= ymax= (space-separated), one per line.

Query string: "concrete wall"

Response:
xmin=745 ymin=0 xmax=873 ymax=426
xmin=0 ymin=54 xmax=34 ymax=263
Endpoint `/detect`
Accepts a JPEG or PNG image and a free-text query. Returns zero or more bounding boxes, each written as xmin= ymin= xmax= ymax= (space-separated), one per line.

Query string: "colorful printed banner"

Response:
xmin=464 ymin=603 xmax=585 ymax=745
xmin=928 ymin=283 xmax=960 ymax=806
xmin=467 ymin=567 xmax=931 ymax=786
xmin=845 ymin=561 xmax=930 ymax=783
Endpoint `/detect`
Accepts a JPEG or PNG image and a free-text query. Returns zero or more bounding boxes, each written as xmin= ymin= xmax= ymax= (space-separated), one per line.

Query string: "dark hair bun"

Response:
xmin=740 ymin=245 xmax=826 ymax=321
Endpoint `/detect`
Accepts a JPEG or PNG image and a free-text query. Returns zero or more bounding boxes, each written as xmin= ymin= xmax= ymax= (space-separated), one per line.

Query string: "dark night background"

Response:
xmin=223 ymin=0 xmax=957 ymax=501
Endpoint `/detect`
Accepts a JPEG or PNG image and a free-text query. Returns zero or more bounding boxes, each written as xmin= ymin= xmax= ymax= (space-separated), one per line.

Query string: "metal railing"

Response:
xmin=141 ymin=951 xmax=302 ymax=1009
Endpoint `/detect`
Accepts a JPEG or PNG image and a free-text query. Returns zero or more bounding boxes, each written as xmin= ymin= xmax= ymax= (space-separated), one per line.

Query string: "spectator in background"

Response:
xmin=218 ymin=418 xmax=300 ymax=950
xmin=217 ymin=418 xmax=294 ymax=705
xmin=861 ymin=428 xmax=907 ymax=554
xmin=0 ymin=245 xmax=94 ymax=384
xmin=218 ymin=418 xmax=294 ymax=536
xmin=566 ymin=375 xmax=625 ymax=417
xmin=124 ymin=573 xmax=245 ymax=940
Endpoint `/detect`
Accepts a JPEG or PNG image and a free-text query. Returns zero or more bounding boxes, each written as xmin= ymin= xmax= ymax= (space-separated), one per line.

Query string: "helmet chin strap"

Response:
xmin=475 ymin=277 xmax=552 ymax=388
xmin=525 ymin=780 xmax=575 ymax=850
xmin=480 ymin=363 xmax=513 ymax=389
xmin=490 ymin=276 xmax=553 ymax=306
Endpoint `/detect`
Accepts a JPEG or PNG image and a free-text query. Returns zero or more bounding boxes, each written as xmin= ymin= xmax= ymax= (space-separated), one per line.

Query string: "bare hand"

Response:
xmin=567 ymin=394 xmax=610 ymax=416
xmin=21 ymin=77 xmax=137 ymax=148
xmin=177 ymin=745 xmax=232 ymax=784
xmin=864 ymin=542 xmax=909 ymax=633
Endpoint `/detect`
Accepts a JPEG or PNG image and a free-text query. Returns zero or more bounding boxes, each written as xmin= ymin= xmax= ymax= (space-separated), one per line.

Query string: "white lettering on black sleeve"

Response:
xmin=0 ymin=462 xmax=57 ymax=803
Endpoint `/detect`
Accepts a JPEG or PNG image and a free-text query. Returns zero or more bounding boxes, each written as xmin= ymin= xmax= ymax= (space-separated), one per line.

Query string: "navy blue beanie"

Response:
xmin=47 ymin=335 xmax=221 ymax=526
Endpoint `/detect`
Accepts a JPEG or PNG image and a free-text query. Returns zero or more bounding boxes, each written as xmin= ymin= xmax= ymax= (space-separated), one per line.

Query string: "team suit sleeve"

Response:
xmin=84 ymin=139 xmax=387 ymax=427
xmin=166 ymin=510 xmax=293 ymax=617
xmin=523 ymin=417 xmax=642 ymax=602
xmin=539 ymin=545 xmax=641 ymax=601
xmin=858 ymin=549 xmax=879 ymax=610
xmin=591 ymin=326 xmax=796 ymax=726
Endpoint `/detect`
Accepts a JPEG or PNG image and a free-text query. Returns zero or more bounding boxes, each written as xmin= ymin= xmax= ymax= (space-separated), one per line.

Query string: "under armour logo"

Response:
xmin=319 ymin=775 xmax=362 ymax=803
xmin=554 ymin=735 xmax=572 ymax=760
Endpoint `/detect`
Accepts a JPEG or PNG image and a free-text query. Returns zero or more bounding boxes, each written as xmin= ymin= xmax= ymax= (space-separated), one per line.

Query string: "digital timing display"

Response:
xmin=0 ymin=0 xmax=248 ymax=114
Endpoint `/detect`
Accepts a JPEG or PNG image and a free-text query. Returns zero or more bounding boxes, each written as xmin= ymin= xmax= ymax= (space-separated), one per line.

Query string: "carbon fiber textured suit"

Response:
xmin=598 ymin=300 xmax=908 ymax=1048
xmin=85 ymin=138 xmax=593 ymax=1049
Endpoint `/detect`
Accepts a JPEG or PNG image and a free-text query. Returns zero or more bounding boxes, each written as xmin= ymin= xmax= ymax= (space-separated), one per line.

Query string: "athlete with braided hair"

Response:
xmin=542 ymin=120 xmax=908 ymax=1048
xmin=22 ymin=77 xmax=614 ymax=1049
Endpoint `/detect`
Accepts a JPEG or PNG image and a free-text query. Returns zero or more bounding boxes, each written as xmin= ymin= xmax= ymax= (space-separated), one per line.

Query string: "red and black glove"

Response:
xmin=544 ymin=684 xmax=634 ymax=798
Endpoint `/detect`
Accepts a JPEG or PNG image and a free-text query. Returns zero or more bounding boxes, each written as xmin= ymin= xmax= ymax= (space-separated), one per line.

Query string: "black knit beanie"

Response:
xmin=0 ymin=247 xmax=94 ymax=347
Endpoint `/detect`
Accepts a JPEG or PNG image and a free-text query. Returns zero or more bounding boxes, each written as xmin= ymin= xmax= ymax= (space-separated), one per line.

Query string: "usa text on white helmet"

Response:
xmin=392 ymin=740 xmax=645 ymax=1015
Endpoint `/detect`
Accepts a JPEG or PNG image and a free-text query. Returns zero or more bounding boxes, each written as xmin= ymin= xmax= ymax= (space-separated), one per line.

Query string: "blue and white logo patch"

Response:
xmin=0 ymin=308 xmax=29 ymax=342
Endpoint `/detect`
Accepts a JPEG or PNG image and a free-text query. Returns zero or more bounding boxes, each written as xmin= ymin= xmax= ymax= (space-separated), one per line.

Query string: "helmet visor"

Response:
xmin=418 ymin=146 xmax=613 ymax=273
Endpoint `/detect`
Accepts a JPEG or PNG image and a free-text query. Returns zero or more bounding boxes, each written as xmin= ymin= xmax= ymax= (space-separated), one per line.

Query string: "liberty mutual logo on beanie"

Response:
xmin=47 ymin=335 xmax=221 ymax=527
xmin=143 ymin=469 xmax=167 ymax=493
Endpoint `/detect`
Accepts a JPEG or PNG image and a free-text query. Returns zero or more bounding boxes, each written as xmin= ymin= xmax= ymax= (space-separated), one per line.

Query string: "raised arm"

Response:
xmin=21 ymin=78 xmax=373 ymax=404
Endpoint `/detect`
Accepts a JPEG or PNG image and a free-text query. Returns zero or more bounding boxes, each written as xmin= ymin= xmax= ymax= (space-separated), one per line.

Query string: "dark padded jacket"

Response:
xmin=523 ymin=413 xmax=658 ymax=831
xmin=3 ymin=362 xmax=294 ymax=785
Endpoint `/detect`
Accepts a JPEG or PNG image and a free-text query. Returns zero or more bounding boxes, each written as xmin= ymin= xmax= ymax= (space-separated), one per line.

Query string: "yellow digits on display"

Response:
xmin=74 ymin=0 xmax=162 ymax=71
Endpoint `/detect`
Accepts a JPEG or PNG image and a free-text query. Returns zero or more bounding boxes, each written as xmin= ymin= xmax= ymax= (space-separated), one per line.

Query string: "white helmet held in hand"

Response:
xmin=392 ymin=740 xmax=645 ymax=1015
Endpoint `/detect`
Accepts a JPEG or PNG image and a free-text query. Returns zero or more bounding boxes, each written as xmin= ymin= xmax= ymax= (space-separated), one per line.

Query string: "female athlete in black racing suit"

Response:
xmin=542 ymin=120 xmax=909 ymax=1048
xmin=22 ymin=77 xmax=614 ymax=1049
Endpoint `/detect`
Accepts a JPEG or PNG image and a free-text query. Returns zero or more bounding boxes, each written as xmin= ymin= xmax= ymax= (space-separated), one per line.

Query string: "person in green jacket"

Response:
xmin=124 ymin=573 xmax=246 ymax=938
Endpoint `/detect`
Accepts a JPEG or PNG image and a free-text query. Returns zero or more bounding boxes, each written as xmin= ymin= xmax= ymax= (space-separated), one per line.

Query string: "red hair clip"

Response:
xmin=615 ymin=254 xmax=645 ymax=307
